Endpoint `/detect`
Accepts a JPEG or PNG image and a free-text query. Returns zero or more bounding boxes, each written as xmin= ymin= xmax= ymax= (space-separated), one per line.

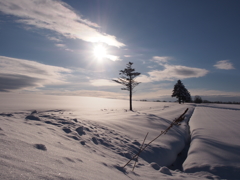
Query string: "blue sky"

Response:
xmin=0 ymin=0 xmax=240 ymax=102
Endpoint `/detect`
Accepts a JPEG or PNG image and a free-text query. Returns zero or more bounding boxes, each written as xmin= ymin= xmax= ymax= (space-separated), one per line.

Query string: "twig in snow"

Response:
xmin=132 ymin=132 xmax=149 ymax=171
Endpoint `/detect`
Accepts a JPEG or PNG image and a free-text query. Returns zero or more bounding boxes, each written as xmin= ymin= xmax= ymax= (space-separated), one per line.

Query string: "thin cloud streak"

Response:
xmin=151 ymin=56 xmax=172 ymax=65
xmin=0 ymin=55 xmax=72 ymax=91
xmin=214 ymin=60 xmax=235 ymax=70
xmin=133 ymin=88 xmax=240 ymax=101
xmin=106 ymin=55 xmax=121 ymax=61
xmin=32 ymin=89 xmax=126 ymax=99
xmin=137 ymin=64 xmax=208 ymax=83
xmin=90 ymin=79 xmax=120 ymax=87
xmin=55 ymin=44 xmax=66 ymax=47
xmin=0 ymin=73 xmax=41 ymax=92
xmin=0 ymin=0 xmax=125 ymax=47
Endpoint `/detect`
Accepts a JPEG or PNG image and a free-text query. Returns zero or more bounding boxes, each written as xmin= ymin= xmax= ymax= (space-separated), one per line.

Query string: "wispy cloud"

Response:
xmin=151 ymin=56 xmax=172 ymax=65
xmin=190 ymin=89 xmax=240 ymax=97
xmin=47 ymin=36 xmax=62 ymax=42
xmin=214 ymin=60 xmax=235 ymax=70
xmin=133 ymin=88 xmax=240 ymax=101
xmin=138 ymin=56 xmax=209 ymax=83
xmin=106 ymin=55 xmax=121 ymax=61
xmin=35 ymin=89 xmax=126 ymax=99
xmin=0 ymin=0 xmax=125 ymax=47
xmin=55 ymin=43 xmax=66 ymax=47
xmin=137 ymin=64 xmax=208 ymax=83
xmin=90 ymin=79 xmax=120 ymax=87
xmin=0 ymin=55 xmax=71 ymax=91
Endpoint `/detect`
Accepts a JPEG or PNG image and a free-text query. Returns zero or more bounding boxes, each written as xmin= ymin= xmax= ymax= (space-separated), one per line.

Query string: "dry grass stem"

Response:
xmin=132 ymin=132 xmax=149 ymax=171
xmin=123 ymin=108 xmax=189 ymax=170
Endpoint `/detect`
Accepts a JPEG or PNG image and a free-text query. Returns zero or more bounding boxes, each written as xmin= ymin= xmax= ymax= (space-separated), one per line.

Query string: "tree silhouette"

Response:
xmin=194 ymin=95 xmax=202 ymax=103
xmin=113 ymin=62 xmax=141 ymax=111
xmin=172 ymin=80 xmax=191 ymax=104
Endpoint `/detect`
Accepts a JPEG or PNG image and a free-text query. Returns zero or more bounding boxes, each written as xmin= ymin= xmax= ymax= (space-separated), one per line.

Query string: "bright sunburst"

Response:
xmin=93 ymin=44 xmax=107 ymax=60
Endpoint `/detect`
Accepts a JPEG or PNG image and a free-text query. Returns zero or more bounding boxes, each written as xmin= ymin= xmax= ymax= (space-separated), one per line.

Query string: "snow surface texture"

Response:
xmin=0 ymin=93 xmax=240 ymax=179
xmin=183 ymin=104 xmax=240 ymax=179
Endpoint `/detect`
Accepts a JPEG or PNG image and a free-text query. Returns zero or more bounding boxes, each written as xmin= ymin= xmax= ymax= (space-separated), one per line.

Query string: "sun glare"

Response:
xmin=93 ymin=44 xmax=107 ymax=60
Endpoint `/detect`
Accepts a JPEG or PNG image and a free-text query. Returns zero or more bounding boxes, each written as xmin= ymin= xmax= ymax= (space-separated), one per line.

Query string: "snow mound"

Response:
xmin=159 ymin=166 xmax=172 ymax=175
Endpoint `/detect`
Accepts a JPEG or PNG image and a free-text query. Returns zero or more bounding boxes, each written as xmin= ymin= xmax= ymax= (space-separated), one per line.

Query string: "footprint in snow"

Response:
xmin=63 ymin=157 xmax=75 ymax=163
xmin=92 ymin=137 xmax=98 ymax=144
xmin=0 ymin=113 xmax=13 ymax=117
xmin=72 ymin=118 xmax=78 ymax=122
xmin=69 ymin=136 xmax=79 ymax=140
xmin=62 ymin=127 xmax=72 ymax=133
xmin=31 ymin=110 xmax=38 ymax=114
xmin=45 ymin=121 xmax=60 ymax=126
xmin=80 ymin=141 xmax=86 ymax=145
xmin=76 ymin=126 xmax=85 ymax=135
xmin=25 ymin=114 xmax=41 ymax=121
xmin=34 ymin=144 xmax=47 ymax=151
xmin=132 ymin=140 xmax=141 ymax=146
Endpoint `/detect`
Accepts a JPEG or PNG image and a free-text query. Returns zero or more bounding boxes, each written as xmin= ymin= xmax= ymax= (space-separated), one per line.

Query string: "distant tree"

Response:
xmin=172 ymin=80 xmax=191 ymax=104
xmin=203 ymin=99 xmax=211 ymax=103
xmin=194 ymin=95 xmax=203 ymax=103
xmin=113 ymin=62 xmax=141 ymax=111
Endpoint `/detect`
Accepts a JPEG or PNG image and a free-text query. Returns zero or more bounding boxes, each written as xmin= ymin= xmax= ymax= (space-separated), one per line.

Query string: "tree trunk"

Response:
xmin=129 ymin=76 xmax=132 ymax=111
xmin=130 ymin=89 xmax=132 ymax=111
xmin=178 ymin=98 xmax=181 ymax=104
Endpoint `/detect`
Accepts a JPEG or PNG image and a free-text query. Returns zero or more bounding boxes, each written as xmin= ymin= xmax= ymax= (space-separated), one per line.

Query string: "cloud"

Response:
xmin=0 ymin=0 xmax=125 ymax=47
xmin=133 ymin=87 xmax=240 ymax=101
xmin=64 ymin=48 xmax=74 ymax=52
xmin=0 ymin=74 xmax=41 ymax=92
xmin=214 ymin=60 xmax=235 ymax=70
xmin=90 ymin=79 xmax=120 ymax=87
xmin=124 ymin=55 xmax=132 ymax=58
xmin=137 ymin=65 xmax=208 ymax=82
xmin=136 ymin=75 xmax=153 ymax=83
xmin=47 ymin=36 xmax=62 ymax=42
xmin=55 ymin=43 xmax=66 ymax=47
xmin=106 ymin=55 xmax=121 ymax=61
xmin=151 ymin=56 xmax=172 ymax=65
xmin=149 ymin=65 xmax=208 ymax=81
xmin=0 ymin=55 xmax=71 ymax=91
xmin=190 ymin=89 xmax=240 ymax=97
xmin=31 ymin=89 xmax=126 ymax=99
xmin=147 ymin=66 xmax=155 ymax=69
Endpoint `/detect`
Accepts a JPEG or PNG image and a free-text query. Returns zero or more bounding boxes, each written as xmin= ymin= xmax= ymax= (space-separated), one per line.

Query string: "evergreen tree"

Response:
xmin=194 ymin=95 xmax=202 ymax=103
xmin=113 ymin=62 xmax=141 ymax=111
xmin=172 ymin=80 xmax=191 ymax=104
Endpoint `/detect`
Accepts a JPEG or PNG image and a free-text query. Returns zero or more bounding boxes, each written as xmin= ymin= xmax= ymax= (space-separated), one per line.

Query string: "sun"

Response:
xmin=93 ymin=44 xmax=107 ymax=60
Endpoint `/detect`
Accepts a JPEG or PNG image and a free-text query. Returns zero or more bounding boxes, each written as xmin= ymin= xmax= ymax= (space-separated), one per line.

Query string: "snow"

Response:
xmin=1 ymin=93 xmax=239 ymax=179
xmin=183 ymin=104 xmax=240 ymax=179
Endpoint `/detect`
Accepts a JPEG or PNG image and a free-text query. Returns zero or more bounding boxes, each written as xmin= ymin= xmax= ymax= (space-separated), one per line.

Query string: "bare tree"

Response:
xmin=113 ymin=62 xmax=141 ymax=111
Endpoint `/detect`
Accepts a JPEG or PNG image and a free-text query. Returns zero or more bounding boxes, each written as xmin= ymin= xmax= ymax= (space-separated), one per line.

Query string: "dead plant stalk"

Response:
xmin=123 ymin=108 xmax=189 ymax=170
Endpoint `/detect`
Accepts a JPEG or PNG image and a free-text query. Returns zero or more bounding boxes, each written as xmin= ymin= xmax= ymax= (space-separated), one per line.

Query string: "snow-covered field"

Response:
xmin=0 ymin=94 xmax=240 ymax=180
xmin=183 ymin=104 xmax=240 ymax=179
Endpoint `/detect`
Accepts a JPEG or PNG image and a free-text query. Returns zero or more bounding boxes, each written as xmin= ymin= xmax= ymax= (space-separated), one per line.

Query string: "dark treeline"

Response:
xmin=140 ymin=99 xmax=240 ymax=105
xmin=201 ymin=100 xmax=240 ymax=104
